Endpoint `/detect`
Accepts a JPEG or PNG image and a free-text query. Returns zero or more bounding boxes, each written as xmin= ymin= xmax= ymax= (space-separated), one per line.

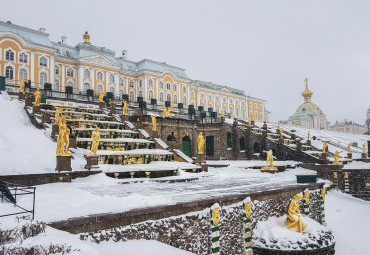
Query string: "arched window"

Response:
xmin=149 ymin=90 xmax=154 ymax=99
xmin=53 ymin=79 xmax=59 ymax=91
xmin=109 ymin=86 xmax=115 ymax=94
xmin=84 ymin=83 xmax=90 ymax=91
xmin=40 ymin=72 xmax=47 ymax=84
xmin=19 ymin=69 xmax=28 ymax=80
xmin=129 ymin=91 xmax=134 ymax=101
xmin=216 ymin=105 xmax=220 ymax=113
xmin=40 ymin=57 xmax=47 ymax=67
xmin=173 ymin=84 xmax=177 ymax=92
xmin=183 ymin=96 xmax=187 ymax=105
xmin=230 ymin=108 xmax=233 ymax=115
xmin=242 ymin=110 xmax=245 ymax=119
xmin=201 ymin=102 xmax=205 ymax=107
xmin=159 ymin=92 xmax=164 ymax=102
xmin=216 ymin=96 xmax=219 ymax=102
xmin=139 ymin=91 xmax=143 ymax=97
xmin=148 ymin=79 xmax=153 ymax=88
xmin=109 ymin=74 xmax=115 ymax=83
xmin=97 ymin=84 xmax=103 ymax=94
xmin=97 ymin=71 xmax=103 ymax=81
xmin=229 ymin=99 xmax=233 ymax=104
xmin=167 ymin=94 xmax=171 ymax=102
xmin=119 ymin=89 xmax=124 ymax=98
xmin=67 ymin=81 xmax=73 ymax=88
xmin=67 ymin=68 xmax=74 ymax=77
xmin=129 ymin=80 xmax=134 ymax=88
xmin=183 ymin=86 xmax=187 ymax=93
xmin=139 ymin=80 xmax=142 ymax=87
xmin=159 ymin=81 xmax=164 ymax=89
xmin=255 ymin=111 xmax=258 ymax=120
xmin=236 ymin=108 xmax=239 ymax=116
xmin=19 ymin=53 xmax=27 ymax=63
xmin=5 ymin=50 xmax=14 ymax=61
xmin=174 ymin=95 xmax=178 ymax=104
xmin=191 ymin=92 xmax=195 ymax=98
xmin=5 ymin=66 xmax=14 ymax=79
xmin=208 ymin=95 xmax=212 ymax=101
xmin=84 ymin=69 xmax=90 ymax=79
xmin=166 ymin=83 xmax=171 ymax=90
xmin=55 ymin=66 xmax=59 ymax=75
xmin=260 ymin=112 xmax=263 ymax=120
xmin=201 ymin=94 xmax=205 ymax=99
xmin=120 ymin=78 xmax=124 ymax=86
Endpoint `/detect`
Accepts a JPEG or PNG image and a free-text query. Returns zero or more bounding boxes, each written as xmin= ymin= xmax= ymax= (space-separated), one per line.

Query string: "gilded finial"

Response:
xmin=301 ymin=77 xmax=313 ymax=102
xmin=83 ymin=31 xmax=91 ymax=44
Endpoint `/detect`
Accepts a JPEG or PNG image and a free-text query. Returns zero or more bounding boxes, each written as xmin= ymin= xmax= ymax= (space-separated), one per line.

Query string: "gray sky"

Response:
xmin=3 ymin=0 xmax=370 ymax=124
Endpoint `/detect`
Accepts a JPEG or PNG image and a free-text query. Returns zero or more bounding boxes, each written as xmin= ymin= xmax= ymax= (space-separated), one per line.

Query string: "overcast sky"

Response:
xmin=3 ymin=0 xmax=370 ymax=124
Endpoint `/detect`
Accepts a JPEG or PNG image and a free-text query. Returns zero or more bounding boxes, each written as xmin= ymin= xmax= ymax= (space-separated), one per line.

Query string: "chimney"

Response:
xmin=61 ymin=36 xmax=67 ymax=44
xmin=39 ymin=28 xmax=46 ymax=33
xmin=121 ymin=50 xmax=127 ymax=59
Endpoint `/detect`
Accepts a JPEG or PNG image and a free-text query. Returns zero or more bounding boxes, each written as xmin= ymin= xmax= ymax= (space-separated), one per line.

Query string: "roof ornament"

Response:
xmin=301 ymin=77 xmax=313 ymax=102
xmin=83 ymin=31 xmax=91 ymax=44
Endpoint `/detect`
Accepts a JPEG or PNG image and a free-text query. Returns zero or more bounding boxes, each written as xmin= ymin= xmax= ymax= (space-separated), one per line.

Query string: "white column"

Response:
xmin=61 ymin=64 xmax=65 ymax=92
xmin=91 ymin=68 xmax=95 ymax=92
xmin=50 ymin=55 xmax=55 ymax=85
xmin=30 ymin=51 xmax=35 ymax=83
xmin=78 ymin=66 xmax=84 ymax=92
xmin=115 ymin=73 xmax=119 ymax=97
xmin=143 ymin=75 xmax=147 ymax=101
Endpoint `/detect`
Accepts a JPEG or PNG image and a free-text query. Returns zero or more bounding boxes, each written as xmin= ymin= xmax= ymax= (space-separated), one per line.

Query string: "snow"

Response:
xmin=96 ymin=149 xmax=173 ymax=156
xmin=173 ymin=149 xmax=194 ymax=163
xmin=101 ymin=161 xmax=200 ymax=173
xmin=154 ymin=138 xmax=169 ymax=149
xmin=138 ymin=128 xmax=150 ymax=138
xmin=124 ymin=121 xmax=136 ymax=130
xmin=77 ymin=137 xmax=153 ymax=143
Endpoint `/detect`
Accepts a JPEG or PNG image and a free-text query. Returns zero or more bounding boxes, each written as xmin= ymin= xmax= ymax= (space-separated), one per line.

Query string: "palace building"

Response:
xmin=0 ymin=20 xmax=268 ymax=121
xmin=287 ymin=78 xmax=329 ymax=130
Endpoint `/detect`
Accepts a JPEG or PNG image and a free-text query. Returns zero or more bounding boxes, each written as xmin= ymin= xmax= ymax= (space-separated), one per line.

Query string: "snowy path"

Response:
xmin=326 ymin=191 xmax=370 ymax=255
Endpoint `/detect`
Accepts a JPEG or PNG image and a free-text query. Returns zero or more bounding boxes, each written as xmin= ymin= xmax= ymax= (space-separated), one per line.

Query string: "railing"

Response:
xmin=0 ymin=180 xmax=36 ymax=220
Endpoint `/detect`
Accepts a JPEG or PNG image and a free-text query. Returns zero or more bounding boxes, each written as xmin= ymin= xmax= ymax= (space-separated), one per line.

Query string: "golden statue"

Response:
xmin=89 ymin=127 xmax=100 ymax=155
xmin=83 ymin=31 xmax=91 ymax=44
xmin=54 ymin=107 xmax=62 ymax=125
xmin=304 ymin=189 xmax=310 ymax=204
xmin=262 ymin=149 xmax=277 ymax=169
xmin=251 ymin=113 xmax=255 ymax=122
xmin=221 ymin=108 xmax=225 ymax=118
xmin=19 ymin=78 xmax=27 ymax=95
xmin=321 ymin=188 xmax=326 ymax=200
xmin=56 ymin=117 xmax=71 ymax=156
xmin=347 ymin=142 xmax=352 ymax=152
xmin=122 ymin=100 xmax=129 ymax=115
xmin=307 ymin=130 xmax=310 ymax=140
xmin=333 ymin=150 xmax=343 ymax=165
xmin=286 ymin=193 xmax=307 ymax=233
xmin=197 ymin=132 xmax=205 ymax=154
xmin=248 ymin=115 xmax=251 ymax=127
xmin=33 ymin=88 xmax=42 ymax=106
xmin=211 ymin=207 xmax=220 ymax=226
xmin=277 ymin=121 xmax=280 ymax=130
xmin=162 ymin=106 xmax=173 ymax=117
xmin=244 ymin=200 xmax=251 ymax=218
xmin=279 ymin=128 xmax=284 ymax=139
xmin=322 ymin=141 xmax=328 ymax=153
xmin=151 ymin=115 xmax=157 ymax=131
xmin=99 ymin=90 xmax=105 ymax=103
xmin=363 ymin=143 xmax=367 ymax=154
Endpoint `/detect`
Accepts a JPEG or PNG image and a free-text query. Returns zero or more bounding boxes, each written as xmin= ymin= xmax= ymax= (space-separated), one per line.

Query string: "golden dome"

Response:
xmin=301 ymin=77 xmax=313 ymax=102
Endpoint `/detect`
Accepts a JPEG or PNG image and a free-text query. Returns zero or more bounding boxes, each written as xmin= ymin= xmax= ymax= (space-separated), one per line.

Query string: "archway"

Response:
xmin=182 ymin=135 xmax=191 ymax=157
xmin=239 ymin=137 xmax=246 ymax=151
xmin=253 ymin=142 xmax=261 ymax=154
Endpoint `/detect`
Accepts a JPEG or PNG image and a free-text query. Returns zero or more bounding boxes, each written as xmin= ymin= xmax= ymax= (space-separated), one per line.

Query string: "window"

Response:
xmin=5 ymin=66 xmax=13 ymax=79
xmin=109 ymin=74 xmax=115 ymax=83
xmin=173 ymin=84 xmax=177 ymax=92
xmin=208 ymin=95 xmax=212 ymax=101
xmin=119 ymin=90 xmax=124 ymax=98
xmin=109 ymin=86 xmax=115 ymax=94
xmin=166 ymin=83 xmax=171 ymax=90
xmin=40 ymin=57 xmax=47 ymax=67
xmin=148 ymin=79 xmax=153 ymax=88
xmin=19 ymin=53 xmax=27 ymax=63
xmin=236 ymin=108 xmax=239 ymax=116
xmin=97 ymin=71 xmax=103 ymax=81
xmin=129 ymin=80 xmax=134 ymax=88
xmin=129 ymin=91 xmax=134 ymax=101
xmin=223 ymin=98 xmax=226 ymax=103
xmin=120 ymin=78 xmax=124 ymax=86
xmin=201 ymin=94 xmax=205 ymax=99
xmin=84 ymin=69 xmax=90 ymax=79
xmin=67 ymin=68 xmax=74 ymax=77
xmin=236 ymin=100 xmax=239 ymax=105
xmin=216 ymin=96 xmax=219 ymax=102
xmin=167 ymin=94 xmax=171 ymax=102
xmin=159 ymin=81 xmax=164 ymax=89
xmin=260 ymin=112 xmax=263 ymax=120
xmin=139 ymin=80 xmax=142 ymax=87
xmin=242 ymin=102 xmax=245 ymax=106
xmin=249 ymin=102 xmax=252 ymax=108
xmin=159 ymin=92 xmax=164 ymax=102
xmin=249 ymin=111 xmax=252 ymax=117
xmin=55 ymin=66 xmax=59 ymax=75
xmin=255 ymin=111 xmax=258 ymax=119
xmin=255 ymin=103 xmax=257 ymax=108
xmin=139 ymin=91 xmax=143 ymax=97
xmin=191 ymin=92 xmax=195 ymax=98
xmin=19 ymin=69 xmax=28 ymax=80
xmin=242 ymin=110 xmax=246 ymax=119
xmin=67 ymin=81 xmax=73 ymax=88
xmin=229 ymin=99 xmax=233 ymax=104
xmin=260 ymin=104 xmax=263 ymax=109
xmin=230 ymin=108 xmax=233 ymax=115
xmin=149 ymin=90 xmax=154 ymax=99
xmin=183 ymin=86 xmax=187 ymax=93
xmin=5 ymin=50 xmax=14 ymax=61
xmin=84 ymin=83 xmax=90 ymax=91
xmin=227 ymin=133 xmax=232 ymax=148
xmin=40 ymin=72 xmax=47 ymax=84
xmin=53 ymin=79 xmax=59 ymax=91
xmin=183 ymin=96 xmax=187 ymax=105
xmin=174 ymin=95 xmax=178 ymax=104
xmin=97 ymin=84 xmax=103 ymax=94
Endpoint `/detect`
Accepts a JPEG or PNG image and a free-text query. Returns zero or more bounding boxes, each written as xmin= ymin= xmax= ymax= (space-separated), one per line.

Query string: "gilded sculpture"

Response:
xmin=347 ymin=142 xmax=352 ymax=152
xmin=83 ymin=31 xmax=91 ymax=44
xmin=333 ymin=150 xmax=343 ymax=165
xmin=122 ymin=100 xmax=129 ymax=115
xmin=56 ymin=116 xmax=71 ymax=156
xmin=33 ymin=88 xmax=42 ymax=106
xmin=248 ymin=115 xmax=251 ymax=127
xmin=322 ymin=141 xmax=328 ymax=153
xmin=307 ymin=130 xmax=310 ymax=140
xmin=279 ymin=128 xmax=283 ymax=139
xmin=151 ymin=115 xmax=157 ymax=131
xmin=19 ymin=78 xmax=27 ymax=95
xmin=286 ymin=193 xmax=307 ymax=232
xmin=162 ymin=106 xmax=173 ymax=117
xmin=262 ymin=149 xmax=276 ymax=169
xmin=99 ymin=90 xmax=105 ymax=103
xmin=363 ymin=143 xmax=367 ymax=154
xmin=54 ymin=107 xmax=62 ymax=125
xmin=244 ymin=200 xmax=251 ymax=218
xmin=221 ymin=108 xmax=225 ymax=118
xmin=197 ymin=132 xmax=205 ymax=154
xmin=321 ymin=188 xmax=326 ymax=200
xmin=89 ymin=127 xmax=100 ymax=155
xmin=277 ymin=121 xmax=280 ymax=130
xmin=304 ymin=189 xmax=310 ymax=204
xmin=211 ymin=207 xmax=220 ymax=226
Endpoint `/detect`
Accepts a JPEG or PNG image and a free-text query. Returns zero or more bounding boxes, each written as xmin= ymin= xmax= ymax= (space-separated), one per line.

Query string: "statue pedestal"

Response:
xmin=262 ymin=122 xmax=268 ymax=130
xmin=41 ymin=112 xmax=51 ymax=124
xmin=306 ymin=140 xmax=311 ymax=146
xmin=99 ymin=102 xmax=105 ymax=110
xmin=362 ymin=153 xmax=367 ymax=159
xmin=197 ymin=153 xmax=205 ymax=164
xmin=55 ymin=155 xmax=72 ymax=172
xmin=347 ymin=152 xmax=352 ymax=159
xmin=220 ymin=117 xmax=225 ymax=123
xmin=18 ymin=92 xmax=25 ymax=101
xmin=51 ymin=124 xmax=59 ymax=137
xmin=260 ymin=167 xmax=278 ymax=173
xmin=121 ymin=115 xmax=129 ymax=122
xmin=152 ymin=130 xmax=159 ymax=138
xmin=109 ymin=105 xmax=116 ymax=115
xmin=278 ymin=138 xmax=284 ymax=144
xmin=251 ymin=120 xmax=255 ymax=127
xmin=319 ymin=153 xmax=329 ymax=164
xmin=84 ymin=155 xmax=99 ymax=170
xmin=69 ymin=136 xmax=77 ymax=149
xmin=25 ymin=96 xmax=33 ymax=107
xmin=32 ymin=105 xmax=41 ymax=114
xmin=296 ymin=142 xmax=302 ymax=152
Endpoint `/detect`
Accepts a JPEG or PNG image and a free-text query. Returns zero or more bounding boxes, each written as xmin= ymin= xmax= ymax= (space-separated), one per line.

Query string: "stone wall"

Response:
xmin=73 ymin=184 xmax=324 ymax=255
